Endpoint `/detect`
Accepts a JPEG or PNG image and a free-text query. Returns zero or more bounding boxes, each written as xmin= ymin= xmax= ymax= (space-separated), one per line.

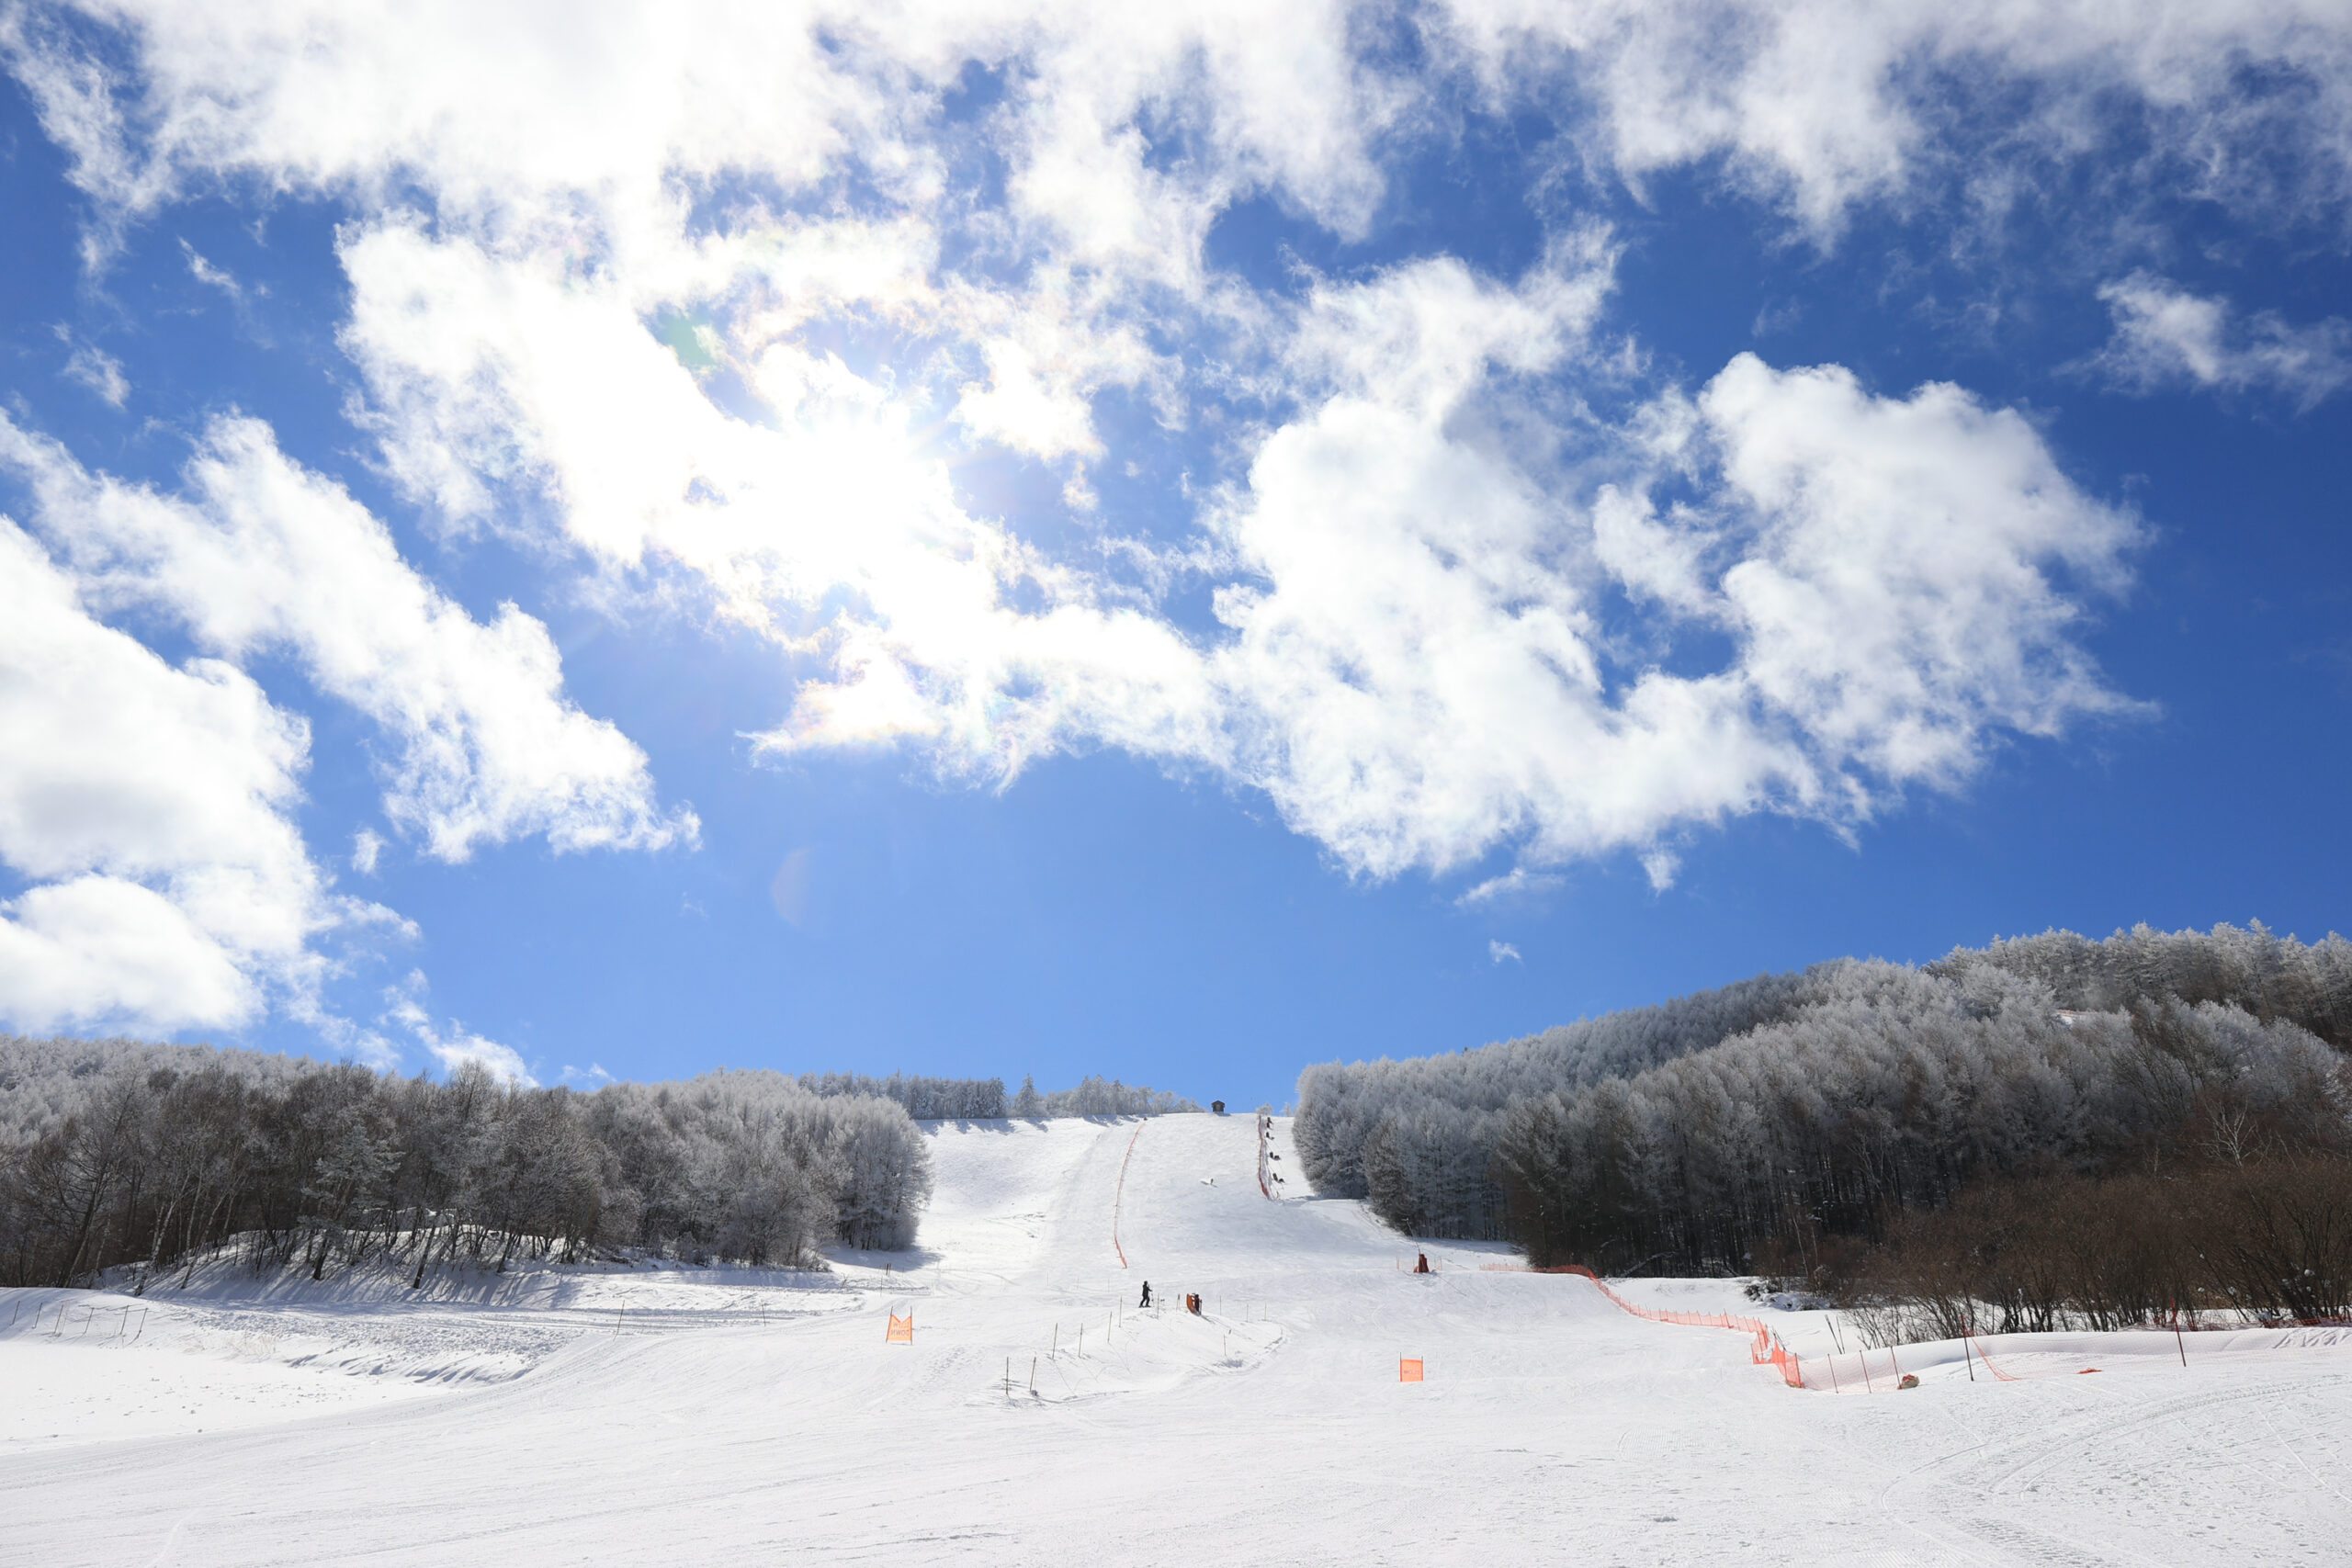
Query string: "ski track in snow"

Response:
xmin=2 ymin=1115 xmax=2347 ymax=1565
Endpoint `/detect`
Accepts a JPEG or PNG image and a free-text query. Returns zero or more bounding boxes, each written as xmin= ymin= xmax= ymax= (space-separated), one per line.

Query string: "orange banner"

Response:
xmin=1398 ymin=1357 xmax=1424 ymax=1382
xmin=886 ymin=1312 xmax=913 ymax=1344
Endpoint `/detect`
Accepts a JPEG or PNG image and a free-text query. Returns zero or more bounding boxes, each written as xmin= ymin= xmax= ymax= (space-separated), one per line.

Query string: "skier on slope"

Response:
xmin=1415 ymin=1252 xmax=1430 ymax=1274
xmin=1140 ymin=1280 xmax=1153 ymax=1309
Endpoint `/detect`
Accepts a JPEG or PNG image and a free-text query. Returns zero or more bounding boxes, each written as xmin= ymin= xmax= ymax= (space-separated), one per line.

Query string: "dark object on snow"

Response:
xmin=1897 ymin=1374 xmax=1919 ymax=1390
xmin=1415 ymin=1252 xmax=1430 ymax=1274
xmin=1140 ymin=1281 xmax=1153 ymax=1308
xmin=1212 ymin=1100 xmax=1226 ymax=1114
xmin=1187 ymin=1292 xmax=1202 ymax=1315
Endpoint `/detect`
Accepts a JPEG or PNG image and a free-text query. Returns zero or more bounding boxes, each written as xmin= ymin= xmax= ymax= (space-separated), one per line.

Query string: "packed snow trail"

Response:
xmin=3 ymin=1115 xmax=2348 ymax=1566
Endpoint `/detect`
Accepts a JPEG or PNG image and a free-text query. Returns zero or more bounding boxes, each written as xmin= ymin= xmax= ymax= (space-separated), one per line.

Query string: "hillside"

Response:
xmin=3 ymin=1114 xmax=2347 ymax=1564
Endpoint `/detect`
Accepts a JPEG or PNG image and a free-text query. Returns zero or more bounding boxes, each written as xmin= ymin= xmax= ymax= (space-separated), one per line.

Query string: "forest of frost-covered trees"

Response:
xmin=0 ymin=1040 xmax=1204 ymax=1292
xmin=0 ymin=1043 xmax=957 ymax=1290
xmin=1295 ymin=924 xmax=2352 ymax=1322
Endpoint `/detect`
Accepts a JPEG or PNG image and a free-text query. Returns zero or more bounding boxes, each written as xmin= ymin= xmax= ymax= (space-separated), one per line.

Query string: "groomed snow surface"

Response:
xmin=4 ymin=1116 xmax=2348 ymax=1565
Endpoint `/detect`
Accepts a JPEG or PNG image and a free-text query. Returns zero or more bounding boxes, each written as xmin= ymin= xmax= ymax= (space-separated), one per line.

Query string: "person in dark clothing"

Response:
xmin=1140 ymin=1280 xmax=1153 ymax=1308
xmin=1415 ymin=1252 xmax=1430 ymax=1274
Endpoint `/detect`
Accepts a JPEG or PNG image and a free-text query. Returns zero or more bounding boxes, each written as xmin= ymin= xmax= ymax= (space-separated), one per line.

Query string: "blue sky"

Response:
xmin=2 ymin=3 xmax=2349 ymax=1109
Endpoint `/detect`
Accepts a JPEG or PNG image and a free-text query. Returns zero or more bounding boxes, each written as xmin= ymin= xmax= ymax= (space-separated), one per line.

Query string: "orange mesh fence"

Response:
xmin=1483 ymin=1264 xmax=2140 ymax=1391
xmin=886 ymin=1312 xmax=913 ymax=1344
xmin=1482 ymin=1263 xmax=1803 ymax=1388
xmin=1399 ymin=1357 xmax=1424 ymax=1382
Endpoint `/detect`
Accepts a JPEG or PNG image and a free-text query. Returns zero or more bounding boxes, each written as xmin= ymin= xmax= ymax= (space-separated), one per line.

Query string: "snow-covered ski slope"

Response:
xmin=5 ymin=1114 xmax=2349 ymax=1565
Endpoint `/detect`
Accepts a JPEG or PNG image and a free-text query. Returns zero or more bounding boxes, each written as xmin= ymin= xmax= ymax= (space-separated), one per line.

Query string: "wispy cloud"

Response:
xmin=1456 ymin=867 xmax=1567 ymax=908
xmin=2089 ymin=274 xmax=2352 ymax=412
xmin=180 ymin=239 xmax=243 ymax=301
xmin=1488 ymin=939 xmax=1522 ymax=964
xmin=0 ymin=412 xmax=696 ymax=863
xmin=54 ymin=328 xmax=128 ymax=406
xmin=386 ymin=971 xmax=534 ymax=1086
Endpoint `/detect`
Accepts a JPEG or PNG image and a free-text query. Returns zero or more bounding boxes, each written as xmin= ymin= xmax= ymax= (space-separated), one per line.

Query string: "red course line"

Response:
xmin=1112 ymin=1122 xmax=1144 ymax=1268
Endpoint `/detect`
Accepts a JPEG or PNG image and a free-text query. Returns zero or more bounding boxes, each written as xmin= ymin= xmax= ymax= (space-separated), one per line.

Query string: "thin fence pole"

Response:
xmin=1028 ymin=1357 xmax=1036 ymax=1393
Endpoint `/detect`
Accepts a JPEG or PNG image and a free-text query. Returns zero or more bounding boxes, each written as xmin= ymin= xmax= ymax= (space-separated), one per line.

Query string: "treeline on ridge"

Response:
xmin=1295 ymin=923 xmax=2352 ymax=1325
xmin=798 ymin=1071 xmax=1201 ymax=1120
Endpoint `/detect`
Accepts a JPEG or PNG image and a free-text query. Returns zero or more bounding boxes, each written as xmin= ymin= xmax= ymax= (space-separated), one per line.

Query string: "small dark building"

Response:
xmin=1211 ymin=1100 xmax=1226 ymax=1115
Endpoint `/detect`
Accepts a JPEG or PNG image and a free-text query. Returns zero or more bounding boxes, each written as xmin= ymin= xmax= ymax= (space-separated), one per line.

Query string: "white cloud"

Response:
xmin=1488 ymin=939 xmax=1521 ymax=964
xmin=2090 ymin=273 xmax=2352 ymax=410
xmin=0 ymin=402 xmax=685 ymax=1041
xmin=0 ymin=517 xmax=339 ymax=1032
xmin=1202 ymin=333 xmax=2142 ymax=879
xmin=0 ymin=1 xmax=2167 ymax=902
xmin=350 ymin=829 xmax=383 ymax=875
xmin=0 ymin=874 xmax=259 ymax=1034
xmin=55 ymin=328 xmax=128 ymax=406
xmin=1455 ymin=867 xmax=1566 ymax=908
xmin=0 ymin=412 xmax=695 ymax=862
xmin=1698 ymin=355 xmax=2143 ymax=786
xmin=181 ymin=239 xmax=243 ymax=299
xmin=1434 ymin=0 xmax=2352 ymax=236
xmin=386 ymin=976 xmax=535 ymax=1086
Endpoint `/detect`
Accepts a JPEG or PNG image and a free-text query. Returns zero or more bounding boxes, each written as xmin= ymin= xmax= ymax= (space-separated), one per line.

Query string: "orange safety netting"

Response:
xmin=1482 ymin=1263 xmax=1803 ymax=1388
xmin=886 ymin=1312 xmax=913 ymax=1344
xmin=1483 ymin=1266 xmax=2146 ymax=1391
xmin=1398 ymin=1357 xmax=1424 ymax=1382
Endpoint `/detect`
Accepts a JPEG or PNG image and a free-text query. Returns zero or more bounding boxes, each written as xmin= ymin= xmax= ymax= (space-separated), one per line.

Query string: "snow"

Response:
xmin=4 ymin=1114 xmax=2348 ymax=1564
